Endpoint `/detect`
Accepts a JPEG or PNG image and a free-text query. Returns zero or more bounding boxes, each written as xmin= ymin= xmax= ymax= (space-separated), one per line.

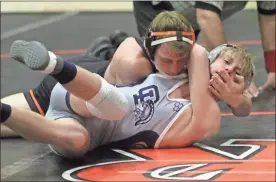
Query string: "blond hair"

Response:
xmin=220 ymin=45 xmax=255 ymax=87
xmin=150 ymin=11 xmax=193 ymax=53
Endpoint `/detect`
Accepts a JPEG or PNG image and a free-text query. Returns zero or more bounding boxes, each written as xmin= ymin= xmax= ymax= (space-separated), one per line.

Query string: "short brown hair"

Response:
xmin=150 ymin=11 xmax=194 ymax=53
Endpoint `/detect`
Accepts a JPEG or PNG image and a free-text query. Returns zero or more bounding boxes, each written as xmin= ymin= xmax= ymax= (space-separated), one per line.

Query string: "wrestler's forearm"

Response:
xmin=229 ymin=94 xmax=252 ymax=117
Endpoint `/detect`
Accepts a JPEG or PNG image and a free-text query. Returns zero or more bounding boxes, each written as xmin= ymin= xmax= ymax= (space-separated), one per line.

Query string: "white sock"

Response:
xmin=42 ymin=51 xmax=57 ymax=74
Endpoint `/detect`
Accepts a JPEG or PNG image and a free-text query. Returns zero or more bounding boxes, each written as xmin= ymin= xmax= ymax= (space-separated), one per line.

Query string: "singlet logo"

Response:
xmin=173 ymin=102 xmax=185 ymax=112
xmin=134 ymin=100 xmax=154 ymax=126
xmin=133 ymin=85 xmax=160 ymax=105
xmin=133 ymin=85 xmax=159 ymax=126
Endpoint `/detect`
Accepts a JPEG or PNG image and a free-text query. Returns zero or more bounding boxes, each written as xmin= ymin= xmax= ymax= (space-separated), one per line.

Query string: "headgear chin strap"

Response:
xmin=144 ymin=29 xmax=195 ymax=61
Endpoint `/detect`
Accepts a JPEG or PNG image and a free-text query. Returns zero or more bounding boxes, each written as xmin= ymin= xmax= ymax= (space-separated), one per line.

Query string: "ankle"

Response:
xmin=51 ymin=60 xmax=77 ymax=84
xmin=1 ymin=103 xmax=12 ymax=123
xmin=49 ymin=53 xmax=65 ymax=75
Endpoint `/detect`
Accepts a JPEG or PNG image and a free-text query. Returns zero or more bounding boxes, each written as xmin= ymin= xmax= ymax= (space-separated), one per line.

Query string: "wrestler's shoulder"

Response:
xmin=120 ymin=37 xmax=142 ymax=48
xmin=191 ymin=43 xmax=208 ymax=55
xmin=116 ymin=37 xmax=145 ymax=58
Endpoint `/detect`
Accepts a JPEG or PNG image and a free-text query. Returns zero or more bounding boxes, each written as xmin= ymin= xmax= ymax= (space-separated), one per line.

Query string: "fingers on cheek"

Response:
xmin=216 ymin=75 xmax=227 ymax=86
xmin=209 ymin=85 xmax=214 ymax=91
xmin=209 ymin=86 xmax=214 ymax=94
xmin=220 ymin=70 xmax=228 ymax=78
xmin=213 ymin=75 xmax=220 ymax=83
xmin=220 ymin=73 xmax=228 ymax=83
xmin=209 ymin=86 xmax=220 ymax=98
xmin=210 ymin=80 xmax=216 ymax=87
xmin=213 ymin=77 xmax=222 ymax=87
xmin=209 ymin=85 xmax=217 ymax=92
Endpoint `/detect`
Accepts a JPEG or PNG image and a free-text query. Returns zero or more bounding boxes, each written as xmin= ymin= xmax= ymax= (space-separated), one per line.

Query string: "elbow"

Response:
xmin=233 ymin=111 xmax=250 ymax=117
xmin=231 ymin=96 xmax=252 ymax=117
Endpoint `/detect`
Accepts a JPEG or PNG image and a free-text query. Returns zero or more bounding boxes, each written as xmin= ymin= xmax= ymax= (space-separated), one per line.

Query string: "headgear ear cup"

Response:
xmin=144 ymin=30 xmax=195 ymax=62
xmin=143 ymin=28 xmax=154 ymax=61
xmin=144 ymin=28 xmax=161 ymax=61
xmin=208 ymin=44 xmax=227 ymax=63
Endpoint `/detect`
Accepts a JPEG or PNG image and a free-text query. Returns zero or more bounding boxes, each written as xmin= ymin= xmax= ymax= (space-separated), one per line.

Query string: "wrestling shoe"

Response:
xmin=109 ymin=30 xmax=129 ymax=48
xmin=85 ymin=36 xmax=114 ymax=58
xmin=10 ymin=40 xmax=50 ymax=71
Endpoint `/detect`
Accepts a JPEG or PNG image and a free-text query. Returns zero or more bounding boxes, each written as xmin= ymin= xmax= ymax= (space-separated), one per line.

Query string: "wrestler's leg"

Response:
xmin=10 ymin=40 xmax=128 ymax=120
xmin=258 ymin=13 xmax=275 ymax=91
xmin=246 ymin=14 xmax=275 ymax=98
xmin=1 ymin=124 xmax=17 ymax=137
xmin=1 ymin=93 xmax=29 ymax=137
xmin=1 ymin=74 xmax=58 ymax=138
xmin=10 ymin=40 xmax=106 ymax=100
xmin=2 ymin=38 xmax=112 ymax=138
xmin=1 ymin=102 xmax=90 ymax=158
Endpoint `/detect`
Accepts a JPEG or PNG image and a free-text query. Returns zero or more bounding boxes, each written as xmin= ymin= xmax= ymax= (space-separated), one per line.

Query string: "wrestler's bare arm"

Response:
xmin=159 ymin=45 xmax=221 ymax=148
xmin=188 ymin=44 xmax=221 ymax=125
xmin=105 ymin=37 xmax=152 ymax=86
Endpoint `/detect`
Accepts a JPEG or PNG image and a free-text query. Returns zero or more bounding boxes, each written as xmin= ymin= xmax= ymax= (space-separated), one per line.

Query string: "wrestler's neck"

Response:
xmin=157 ymin=69 xmax=190 ymax=100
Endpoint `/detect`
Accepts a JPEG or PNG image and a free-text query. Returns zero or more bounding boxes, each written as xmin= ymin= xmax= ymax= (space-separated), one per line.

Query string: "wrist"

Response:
xmin=228 ymin=94 xmax=244 ymax=108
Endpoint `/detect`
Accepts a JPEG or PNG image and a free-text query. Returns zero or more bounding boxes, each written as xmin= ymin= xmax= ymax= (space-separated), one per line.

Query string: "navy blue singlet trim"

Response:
xmin=65 ymin=92 xmax=77 ymax=114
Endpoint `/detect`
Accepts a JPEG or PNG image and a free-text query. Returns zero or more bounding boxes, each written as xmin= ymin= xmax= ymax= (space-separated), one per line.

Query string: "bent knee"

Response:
xmin=52 ymin=128 xmax=90 ymax=158
xmin=86 ymin=75 xmax=129 ymax=120
xmin=49 ymin=144 xmax=87 ymax=158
